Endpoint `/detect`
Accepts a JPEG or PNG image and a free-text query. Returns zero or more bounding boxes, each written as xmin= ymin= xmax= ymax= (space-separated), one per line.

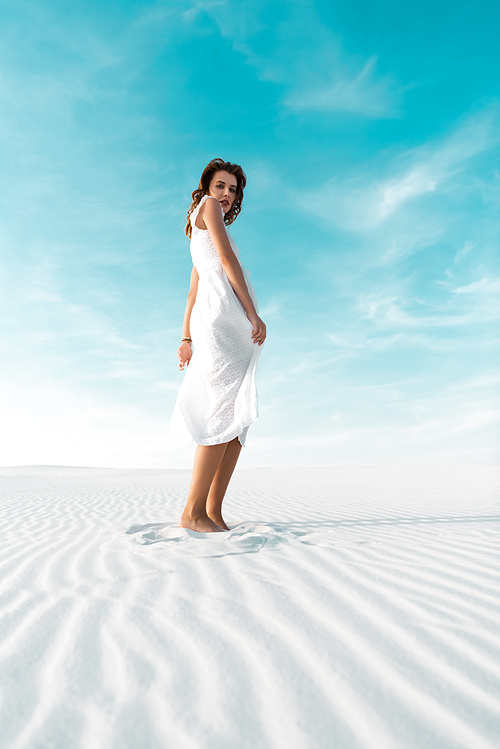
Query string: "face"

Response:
xmin=208 ymin=170 xmax=238 ymax=214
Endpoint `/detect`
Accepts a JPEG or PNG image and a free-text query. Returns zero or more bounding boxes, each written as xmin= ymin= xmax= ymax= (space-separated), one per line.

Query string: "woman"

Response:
xmin=169 ymin=158 xmax=266 ymax=533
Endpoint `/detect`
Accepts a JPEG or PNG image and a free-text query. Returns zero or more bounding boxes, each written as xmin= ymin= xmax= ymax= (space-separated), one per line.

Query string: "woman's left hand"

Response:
xmin=248 ymin=315 xmax=266 ymax=346
xmin=177 ymin=342 xmax=193 ymax=370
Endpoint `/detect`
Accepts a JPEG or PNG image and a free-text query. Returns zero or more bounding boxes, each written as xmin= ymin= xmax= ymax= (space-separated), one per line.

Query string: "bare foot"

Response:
xmin=179 ymin=512 xmax=224 ymax=533
xmin=207 ymin=514 xmax=230 ymax=531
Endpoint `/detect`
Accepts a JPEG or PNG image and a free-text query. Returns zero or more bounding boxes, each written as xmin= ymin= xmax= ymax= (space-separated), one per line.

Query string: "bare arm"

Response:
xmin=202 ymin=197 xmax=266 ymax=345
xmin=177 ymin=265 xmax=199 ymax=370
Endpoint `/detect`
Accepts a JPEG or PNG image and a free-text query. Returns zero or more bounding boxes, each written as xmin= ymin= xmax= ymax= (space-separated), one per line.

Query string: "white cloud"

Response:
xmin=259 ymin=296 xmax=281 ymax=317
xmin=284 ymin=54 xmax=408 ymax=118
xmin=377 ymin=165 xmax=440 ymax=220
xmin=202 ymin=0 xmax=406 ymax=118
xmin=328 ymin=330 xmax=442 ymax=352
xmin=298 ymin=102 xmax=500 ymax=232
xmin=446 ymin=372 xmax=500 ymax=392
xmin=358 ymin=292 xmax=500 ymax=328
xmin=454 ymin=242 xmax=475 ymax=262
xmin=402 ymin=407 xmax=500 ymax=441
xmin=181 ymin=1 xmax=227 ymax=24
xmin=328 ymin=334 xmax=365 ymax=349
xmin=452 ymin=278 xmax=500 ymax=295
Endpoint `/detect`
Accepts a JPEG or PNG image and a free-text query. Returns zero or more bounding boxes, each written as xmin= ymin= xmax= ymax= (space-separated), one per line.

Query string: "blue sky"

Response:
xmin=1 ymin=0 xmax=499 ymax=468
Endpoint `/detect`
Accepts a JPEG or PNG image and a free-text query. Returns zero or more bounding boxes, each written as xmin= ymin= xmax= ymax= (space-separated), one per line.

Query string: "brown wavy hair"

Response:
xmin=185 ymin=158 xmax=247 ymax=238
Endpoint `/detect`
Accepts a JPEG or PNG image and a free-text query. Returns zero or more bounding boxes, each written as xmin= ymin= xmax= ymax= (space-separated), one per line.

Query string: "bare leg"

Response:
xmin=206 ymin=436 xmax=242 ymax=530
xmin=179 ymin=443 xmax=228 ymax=532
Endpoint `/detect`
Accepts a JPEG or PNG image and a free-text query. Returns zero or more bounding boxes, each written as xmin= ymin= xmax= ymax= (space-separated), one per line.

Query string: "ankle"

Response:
xmin=206 ymin=500 xmax=222 ymax=514
xmin=181 ymin=508 xmax=209 ymax=521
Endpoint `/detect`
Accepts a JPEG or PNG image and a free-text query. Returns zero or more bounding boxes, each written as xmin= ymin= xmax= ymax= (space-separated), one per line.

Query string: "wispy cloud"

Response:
xmin=454 ymin=242 xmax=475 ymax=262
xmin=358 ymin=288 xmax=500 ymax=328
xmin=401 ymin=406 xmax=500 ymax=442
xmin=299 ymin=102 xmax=500 ymax=235
xmin=451 ymin=278 xmax=500 ymax=295
xmin=328 ymin=331 xmax=446 ymax=352
xmin=181 ymin=0 xmax=227 ymax=24
xmin=284 ymin=54 xmax=409 ymax=117
xmin=201 ymin=0 xmax=407 ymax=118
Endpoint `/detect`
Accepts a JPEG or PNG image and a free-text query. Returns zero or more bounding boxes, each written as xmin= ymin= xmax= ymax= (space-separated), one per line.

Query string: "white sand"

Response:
xmin=0 ymin=464 xmax=499 ymax=749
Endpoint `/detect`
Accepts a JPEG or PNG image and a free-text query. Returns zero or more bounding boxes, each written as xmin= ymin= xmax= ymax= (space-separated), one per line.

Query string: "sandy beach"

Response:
xmin=0 ymin=464 xmax=499 ymax=748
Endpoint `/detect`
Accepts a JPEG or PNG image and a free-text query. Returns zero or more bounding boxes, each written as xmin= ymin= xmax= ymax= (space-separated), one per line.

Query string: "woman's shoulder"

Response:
xmin=196 ymin=195 xmax=224 ymax=224
xmin=199 ymin=195 xmax=222 ymax=213
xmin=196 ymin=194 xmax=218 ymax=206
xmin=191 ymin=195 xmax=224 ymax=235
xmin=194 ymin=195 xmax=221 ymax=219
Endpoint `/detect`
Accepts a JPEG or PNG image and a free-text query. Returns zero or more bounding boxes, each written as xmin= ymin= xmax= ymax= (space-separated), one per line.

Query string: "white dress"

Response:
xmin=168 ymin=195 xmax=263 ymax=447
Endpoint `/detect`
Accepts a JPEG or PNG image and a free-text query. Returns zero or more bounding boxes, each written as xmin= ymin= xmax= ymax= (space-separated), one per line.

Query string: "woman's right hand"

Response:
xmin=249 ymin=315 xmax=266 ymax=346
xmin=177 ymin=342 xmax=193 ymax=370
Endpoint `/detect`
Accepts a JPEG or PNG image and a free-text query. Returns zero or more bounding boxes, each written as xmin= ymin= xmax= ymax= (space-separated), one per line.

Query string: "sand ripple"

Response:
xmin=0 ymin=464 xmax=499 ymax=749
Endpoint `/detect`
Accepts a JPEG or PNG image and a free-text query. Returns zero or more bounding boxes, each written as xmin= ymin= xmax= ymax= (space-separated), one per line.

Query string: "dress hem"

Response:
xmin=168 ymin=417 xmax=257 ymax=449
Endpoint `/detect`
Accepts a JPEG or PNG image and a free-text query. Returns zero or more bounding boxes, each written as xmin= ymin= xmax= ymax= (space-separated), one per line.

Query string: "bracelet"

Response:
xmin=180 ymin=337 xmax=192 ymax=343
